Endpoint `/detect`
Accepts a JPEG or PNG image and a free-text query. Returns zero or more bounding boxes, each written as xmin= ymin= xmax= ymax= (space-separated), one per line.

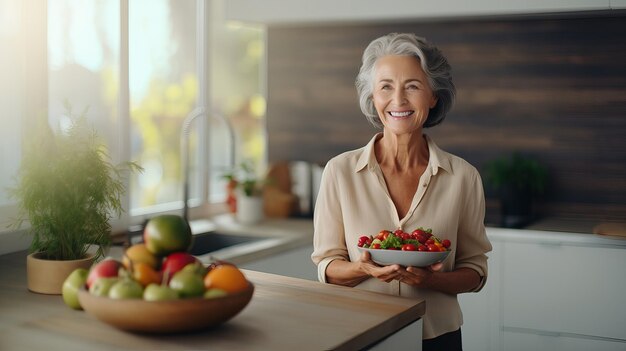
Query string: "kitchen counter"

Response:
xmin=0 ymin=250 xmax=425 ymax=351
xmin=177 ymin=214 xmax=314 ymax=266
xmin=486 ymin=226 xmax=626 ymax=248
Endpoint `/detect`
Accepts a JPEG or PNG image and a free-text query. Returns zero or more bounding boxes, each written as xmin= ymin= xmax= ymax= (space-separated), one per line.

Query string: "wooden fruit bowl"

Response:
xmin=78 ymin=282 xmax=254 ymax=333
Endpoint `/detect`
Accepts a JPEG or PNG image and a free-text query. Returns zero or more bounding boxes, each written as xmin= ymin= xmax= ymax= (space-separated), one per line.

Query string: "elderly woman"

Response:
xmin=311 ymin=33 xmax=492 ymax=350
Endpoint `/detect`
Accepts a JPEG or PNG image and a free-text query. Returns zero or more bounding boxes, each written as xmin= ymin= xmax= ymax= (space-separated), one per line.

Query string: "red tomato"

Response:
xmin=401 ymin=233 xmax=411 ymax=241
xmin=383 ymin=231 xmax=392 ymax=240
xmin=417 ymin=245 xmax=429 ymax=252
xmin=425 ymin=239 xmax=435 ymax=246
xmin=357 ymin=235 xmax=372 ymax=247
xmin=427 ymin=244 xmax=439 ymax=252
xmin=411 ymin=229 xmax=426 ymax=238
xmin=376 ymin=230 xmax=390 ymax=241
xmin=442 ymin=239 xmax=451 ymax=248
xmin=371 ymin=243 xmax=381 ymax=249
xmin=401 ymin=244 xmax=417 ymax=251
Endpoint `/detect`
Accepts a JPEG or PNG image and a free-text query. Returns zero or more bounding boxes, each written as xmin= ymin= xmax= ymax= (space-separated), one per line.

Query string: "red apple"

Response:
xmin=161 ymin=252 xmax=198 ymax=281
xmin=86 ymin=259 xmax=122 ymax=288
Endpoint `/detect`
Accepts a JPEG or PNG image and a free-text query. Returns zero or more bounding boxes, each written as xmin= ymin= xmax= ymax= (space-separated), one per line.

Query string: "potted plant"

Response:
xmin=9 ymin=110 xmax=141 ymax=294
xmin=223 ymin=160 xmax=265 ymax=224
xmin=484 ymin=152 xmax=547 ymax=228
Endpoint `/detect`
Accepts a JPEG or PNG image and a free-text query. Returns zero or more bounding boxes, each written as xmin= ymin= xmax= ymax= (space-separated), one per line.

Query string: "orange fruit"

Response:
xmin=203 ymin=265 xmax=248 ymax=293
xmin=132 ymin=262 xmax=162 ymax=287
xmin=123 ymin=243 xmax=159 ymax=270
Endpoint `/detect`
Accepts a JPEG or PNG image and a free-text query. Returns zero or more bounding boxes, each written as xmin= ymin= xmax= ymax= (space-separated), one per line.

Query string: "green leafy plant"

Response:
xmin=222 ymin=160 xmax=266 ymax=197
xmin=9 ymin=109 xmax=142 ymax=261
xmin=483 ymin=152 xmax=547 ymax=195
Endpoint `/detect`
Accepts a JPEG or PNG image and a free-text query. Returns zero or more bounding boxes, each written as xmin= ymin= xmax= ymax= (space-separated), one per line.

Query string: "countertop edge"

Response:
xmin=486 ymin=226 xmax=626 ymax=248
xmin=243 ymin=269 xmax=426 ymax=351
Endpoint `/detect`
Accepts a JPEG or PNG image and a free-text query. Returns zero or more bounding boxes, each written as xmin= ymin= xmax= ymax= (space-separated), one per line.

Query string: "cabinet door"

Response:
xmin=501 ymin=241 xmax=626 ymax=340
xmin=458 ymin=241 xmax=503 ymax=351
xmin=502 ymin=329 xmax=626 ymax=351
xmin=240 ymin=245 xmax=317 ymax=281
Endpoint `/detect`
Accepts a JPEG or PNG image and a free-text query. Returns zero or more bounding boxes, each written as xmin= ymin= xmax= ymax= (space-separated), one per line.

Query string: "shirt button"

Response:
xmin=423 ymin=183 xmax=428 ymax=187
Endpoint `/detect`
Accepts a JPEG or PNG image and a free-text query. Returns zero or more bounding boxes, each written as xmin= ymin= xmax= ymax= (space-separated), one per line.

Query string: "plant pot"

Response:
xmin=26 ymin=252 xmax=96 ymax=295
xmin=236 ymin=195 xmax=264 ymax=225
xmin=499 ymin=183 xmax=533 ymax=228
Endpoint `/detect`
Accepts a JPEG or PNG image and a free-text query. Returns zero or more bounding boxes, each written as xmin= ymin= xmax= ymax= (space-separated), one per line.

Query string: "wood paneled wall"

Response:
xmin=266 ymin=12 xmax=626 ymax=222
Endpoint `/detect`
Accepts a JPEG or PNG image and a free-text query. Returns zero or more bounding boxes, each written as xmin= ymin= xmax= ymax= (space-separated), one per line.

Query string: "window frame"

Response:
xmin=0 ymin=0 xmax=227 ymax=252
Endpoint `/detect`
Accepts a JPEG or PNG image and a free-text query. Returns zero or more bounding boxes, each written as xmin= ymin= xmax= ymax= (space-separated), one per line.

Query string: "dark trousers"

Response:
xmin=422 ymin=328 xmax=462 ymax=351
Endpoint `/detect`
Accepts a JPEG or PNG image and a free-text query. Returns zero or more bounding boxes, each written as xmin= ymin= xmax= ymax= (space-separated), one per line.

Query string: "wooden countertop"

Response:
xmin=0 ymin=250 xmax=425 ymax=351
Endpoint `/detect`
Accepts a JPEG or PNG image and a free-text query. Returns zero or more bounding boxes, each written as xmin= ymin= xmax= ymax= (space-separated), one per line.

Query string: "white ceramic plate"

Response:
xmin=358 ymin=246 xmax=450 ymax=267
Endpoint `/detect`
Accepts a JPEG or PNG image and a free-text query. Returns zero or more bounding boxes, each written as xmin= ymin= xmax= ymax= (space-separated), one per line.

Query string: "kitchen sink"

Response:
xmin=127 ymin=224 xmax=266 ymax=255
xmin=188 ymin=232 xmax=264 ymax=255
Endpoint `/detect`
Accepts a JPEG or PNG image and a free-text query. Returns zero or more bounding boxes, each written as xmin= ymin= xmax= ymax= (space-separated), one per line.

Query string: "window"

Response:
xmin=47 ymin=0 xmax=121 ymax=173
xmin=128 ymin=0 xmax=200 ymax=214
xmin=208 ymin=8 xmax=266 ymax=203
xmin=0 ymin=0 xmax=23 ymax=208
xmin=0 ymin=0 xmax=266 ymax=237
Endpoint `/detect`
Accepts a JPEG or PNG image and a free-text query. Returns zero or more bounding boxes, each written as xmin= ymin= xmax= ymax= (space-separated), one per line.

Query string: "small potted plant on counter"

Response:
xmin=224 ymin=160 xmax=266 ymax=225
xmin=9 ymin=109 xmax=142 ymax=294
xmin=484 ymin=152 xmax=548 ymax=228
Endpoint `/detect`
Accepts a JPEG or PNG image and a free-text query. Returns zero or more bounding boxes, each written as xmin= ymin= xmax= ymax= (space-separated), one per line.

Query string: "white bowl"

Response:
xmin=358 ymin=247 xmax=450 ymax=267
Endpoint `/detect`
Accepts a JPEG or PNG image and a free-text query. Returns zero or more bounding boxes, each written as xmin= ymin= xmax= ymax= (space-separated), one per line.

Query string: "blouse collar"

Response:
xmin=354 ymin=133 xmax=453 ymax=175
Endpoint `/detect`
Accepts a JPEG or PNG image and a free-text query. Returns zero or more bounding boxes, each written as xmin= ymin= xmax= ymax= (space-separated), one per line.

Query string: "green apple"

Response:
xmin=181 ymin=261 xmax=207 ymax=277
xmin=62 ymin=268 xmax=89 ymax=310
xmin=203 ymin=288 xmax=228 ymax=299
xmin=108 ymin=279 xmax=144 ymax=299
xmin=143 ymin=283 xmax=179 ymax=301
xmin=89 ymin=277 xmax=120 ymax=297
xmin=161 ymin=252 xmax=198 ymax=282
xmin=169 ymin=270 xmax=204 ymax=298
xmin=143 ymin=215 xmax=192 ymax=257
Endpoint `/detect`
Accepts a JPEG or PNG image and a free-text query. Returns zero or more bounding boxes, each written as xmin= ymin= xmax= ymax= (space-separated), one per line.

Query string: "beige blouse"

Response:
xmin=311 ymin=133 xmax=492 ymax=340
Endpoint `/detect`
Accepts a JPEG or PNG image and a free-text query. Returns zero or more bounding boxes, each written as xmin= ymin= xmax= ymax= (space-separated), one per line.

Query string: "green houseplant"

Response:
xmin=222 ymin=160 xmax=267 ymax=198
xmin=223 ymin=160 xmax=266 ymax=224
xmin=484 ymin=152 xmax=547 ymax=228
xmin=10 ymin=109 xmax=141 ymax=293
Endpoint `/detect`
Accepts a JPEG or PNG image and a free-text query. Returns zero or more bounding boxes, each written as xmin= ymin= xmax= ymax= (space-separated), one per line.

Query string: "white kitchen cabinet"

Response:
xmin=240 ymin=244 xmax=317 ymax=281
xmin=459 ymin=228 xmax=626 ymax=351
xmin=458 ymin=240 xmax=503 ymax=351
xmin=501 ymin=329 xmax=626 ymax=351
xmin=223 ymin=0 xmax=611 ymax=24
xmin=500 ymin=241 xmax=626 ymax=341
xmin=611 ymin=0 xmax=626 ymax=8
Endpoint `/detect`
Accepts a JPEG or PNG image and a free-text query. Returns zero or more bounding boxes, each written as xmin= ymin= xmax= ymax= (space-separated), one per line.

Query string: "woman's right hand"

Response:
xmin=358 ymin=251 xmax=403 ymax=283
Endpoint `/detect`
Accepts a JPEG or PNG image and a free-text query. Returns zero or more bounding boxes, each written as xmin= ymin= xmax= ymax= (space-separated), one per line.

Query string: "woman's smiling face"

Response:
xmin=372 ymin=55 xmax=437 ymax=135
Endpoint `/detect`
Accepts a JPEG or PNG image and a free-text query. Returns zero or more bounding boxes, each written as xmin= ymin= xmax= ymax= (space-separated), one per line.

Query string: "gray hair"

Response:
xmin=355 ymin=33 xmax=456 ymax=129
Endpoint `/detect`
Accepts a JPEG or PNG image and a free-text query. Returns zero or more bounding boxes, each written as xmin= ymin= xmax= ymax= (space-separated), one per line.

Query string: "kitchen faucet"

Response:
xmin=180 ymin=107 xmax=236 ymax=222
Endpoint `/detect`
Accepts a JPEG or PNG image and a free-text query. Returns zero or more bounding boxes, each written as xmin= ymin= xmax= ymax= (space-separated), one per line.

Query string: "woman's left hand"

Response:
xmin=398 ymin=262 xmax=443 ymax=287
